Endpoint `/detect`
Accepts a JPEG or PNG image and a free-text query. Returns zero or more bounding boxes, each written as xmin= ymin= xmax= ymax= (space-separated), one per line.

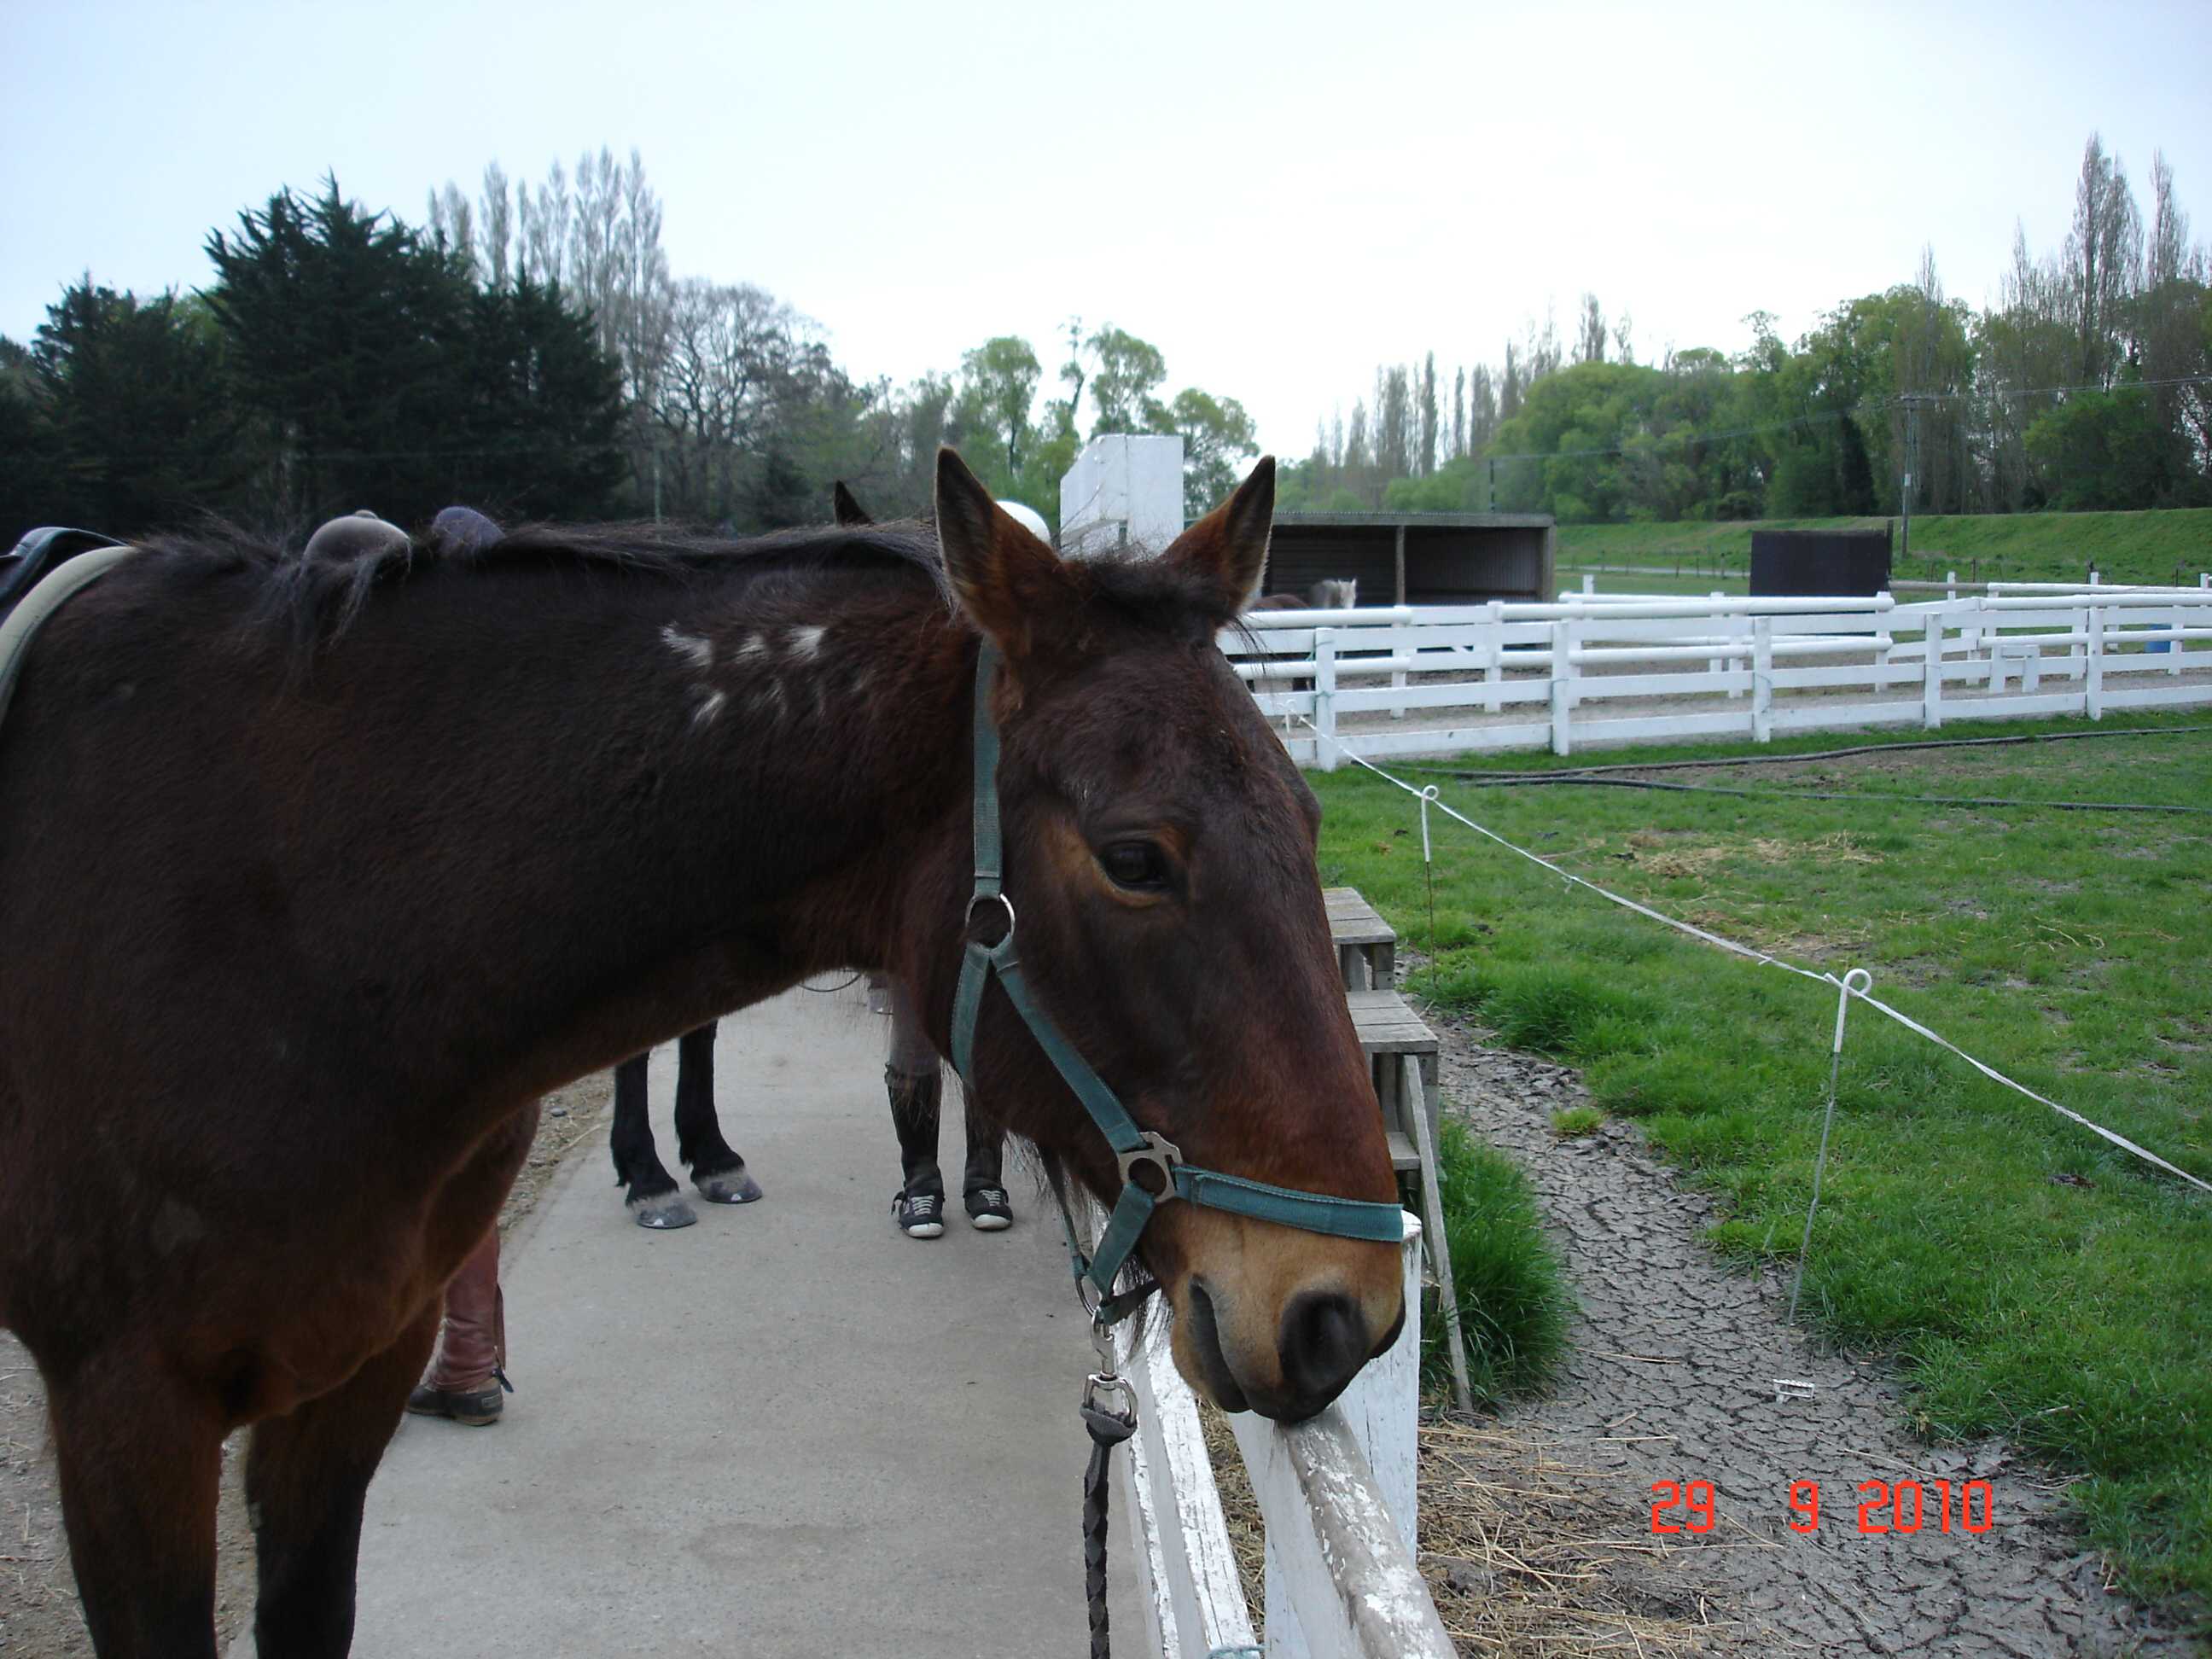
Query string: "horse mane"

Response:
xmin=132 ymin=518 xmax=954 ymax=657
xmin=131 ymin=515 xmax=1236 ymax=661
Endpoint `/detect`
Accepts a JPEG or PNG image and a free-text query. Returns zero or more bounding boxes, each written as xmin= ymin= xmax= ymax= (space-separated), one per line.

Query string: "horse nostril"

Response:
xmin=1278 ymin=1291 xmax=1370 ymax=1416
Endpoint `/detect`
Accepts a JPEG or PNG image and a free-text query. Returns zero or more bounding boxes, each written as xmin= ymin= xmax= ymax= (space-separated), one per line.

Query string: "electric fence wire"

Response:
xmin=1296 ymin=716 xmax=2212 ymax=1200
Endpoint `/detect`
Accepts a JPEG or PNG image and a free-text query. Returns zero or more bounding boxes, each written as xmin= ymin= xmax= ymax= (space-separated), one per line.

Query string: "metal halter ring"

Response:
xmin=966 ymin=891 xmax=1016 ymax=939
xmin=1116 ymin=1132 xmax=1184 ymax=1198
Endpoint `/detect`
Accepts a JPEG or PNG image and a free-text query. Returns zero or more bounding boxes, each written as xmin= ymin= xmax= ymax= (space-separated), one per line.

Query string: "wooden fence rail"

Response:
xmin=1115 ymin=1215 xmax=1453 ymax=1658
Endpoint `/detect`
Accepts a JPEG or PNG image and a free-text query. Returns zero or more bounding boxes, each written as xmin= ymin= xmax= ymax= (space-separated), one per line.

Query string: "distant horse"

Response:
xmin=0 ymin=449 xmax=1402 ymax=1656
xmin=1246 ymin=576 xmax=1359 ymax=612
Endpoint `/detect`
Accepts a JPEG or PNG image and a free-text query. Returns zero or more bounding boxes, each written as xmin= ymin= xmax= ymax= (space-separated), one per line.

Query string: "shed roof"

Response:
xmin=1270 ymin=510 xmax=1557 ymax=531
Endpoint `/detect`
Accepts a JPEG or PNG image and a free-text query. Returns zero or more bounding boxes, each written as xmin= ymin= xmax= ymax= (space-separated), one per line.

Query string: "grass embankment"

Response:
xmin=1558 ymin=507 xmax=2212 ymax=588
xmin=1423 ymin=1121 xmax=1571 ymax=1405
xmin=1313 ymin=713 xmax=2212 ymax=1615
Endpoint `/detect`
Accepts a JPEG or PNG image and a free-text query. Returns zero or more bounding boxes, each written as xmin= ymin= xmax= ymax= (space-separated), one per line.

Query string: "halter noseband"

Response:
xmin=948 ymin=639 xmax=1403 ymax=1323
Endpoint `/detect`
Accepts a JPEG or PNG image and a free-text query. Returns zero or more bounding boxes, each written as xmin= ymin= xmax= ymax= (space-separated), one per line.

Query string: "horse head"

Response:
xmin=909 ymin=449 xmax=1402 ymax=1422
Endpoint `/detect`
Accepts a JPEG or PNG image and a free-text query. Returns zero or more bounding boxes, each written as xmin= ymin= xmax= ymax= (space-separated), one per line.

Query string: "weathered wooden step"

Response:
xmin=1324 ymin=885 xmax=1396 ymax=991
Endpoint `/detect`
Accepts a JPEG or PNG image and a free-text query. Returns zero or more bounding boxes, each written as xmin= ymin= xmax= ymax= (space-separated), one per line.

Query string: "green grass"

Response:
xmin=1315 ymin=711 xmax=2212 ymax=1616
xmin=1422 ymin=1117 xmax=1573 ymax=1405
xmin=1558 ymin=506 xmax=2212 ymax=587
xmin=1551 ymin=1105 xmax=1606 ymax=1138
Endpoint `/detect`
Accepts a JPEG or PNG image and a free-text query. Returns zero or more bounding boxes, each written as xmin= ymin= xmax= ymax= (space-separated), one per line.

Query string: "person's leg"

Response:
xmin=885 ymin=978 xmax=946 ymax=1237
xmin=406 ymin=1228 xmax=507 ymax=1424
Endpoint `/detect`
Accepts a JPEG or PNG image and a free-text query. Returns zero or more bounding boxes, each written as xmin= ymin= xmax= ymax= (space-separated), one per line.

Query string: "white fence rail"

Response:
xmin=1225 ymin=588 xmax=2212 ymax=765
xmin=1115 ymin=1214 xmax=1452 ymax=1659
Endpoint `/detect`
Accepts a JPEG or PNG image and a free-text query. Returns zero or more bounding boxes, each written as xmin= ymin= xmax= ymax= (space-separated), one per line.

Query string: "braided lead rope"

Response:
xmin=1080 ymin=1394 xmax=1138 ymax=1658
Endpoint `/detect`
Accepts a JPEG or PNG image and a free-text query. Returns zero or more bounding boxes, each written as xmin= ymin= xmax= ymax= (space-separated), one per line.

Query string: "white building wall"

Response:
xmin=1060 ymin=434 xmax=1185 ymax=557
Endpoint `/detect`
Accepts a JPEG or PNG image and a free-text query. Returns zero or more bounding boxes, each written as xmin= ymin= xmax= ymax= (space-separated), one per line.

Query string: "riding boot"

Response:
xmin=888 ymin=1067 xmax=946 ymax=1200
xmin=407 ymin=1229 xmax=507 ymax=1426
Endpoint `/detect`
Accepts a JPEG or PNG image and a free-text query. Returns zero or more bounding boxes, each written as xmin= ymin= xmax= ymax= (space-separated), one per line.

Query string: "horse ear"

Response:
xmin=934 ymin=447 xmax=1071 ymax=661
xmin=1165 ymin=457 xmax=1275 ymax=617
xmin=832 ymin=480 xmax=872 ymax=527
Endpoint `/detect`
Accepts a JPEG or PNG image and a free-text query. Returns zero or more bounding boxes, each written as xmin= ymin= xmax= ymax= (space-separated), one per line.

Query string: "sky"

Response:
xmin=5 ymin=0 xmax=2209 ymax=457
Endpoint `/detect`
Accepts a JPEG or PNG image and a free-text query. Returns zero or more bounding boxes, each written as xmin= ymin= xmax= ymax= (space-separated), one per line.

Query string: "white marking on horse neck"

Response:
xmin=789 ymin=624 xmax=826 ymax=660
xmin=735 ymin=632 xmax=771 ymax=665
xmin=692 ymin=689 xmax=728 ymax=728
xmin=661 ymin=625 xmax=714 ymax=670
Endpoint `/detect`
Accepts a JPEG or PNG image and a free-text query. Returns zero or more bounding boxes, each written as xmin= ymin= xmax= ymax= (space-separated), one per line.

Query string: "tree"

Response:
xmin=207 ymin=178 xmax=625 ymax=527
xmin=1167 ymin=387 xmax=1258 ymax=517
xmin=1086 ymin=326 xmax=1169 ymax=434
xmin=954 ymin=335 xmax=1042 ymax=487
xmin=26 ymin=282 xmax=247 ymax=533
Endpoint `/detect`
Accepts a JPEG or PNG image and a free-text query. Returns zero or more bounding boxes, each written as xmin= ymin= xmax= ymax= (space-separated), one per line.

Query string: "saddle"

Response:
xmin=0 ymin=527 xmax=125 ymax=620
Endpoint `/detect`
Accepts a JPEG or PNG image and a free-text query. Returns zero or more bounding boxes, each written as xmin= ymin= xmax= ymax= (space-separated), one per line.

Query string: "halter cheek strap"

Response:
xmin=948 ymin=639 xmax=1402 ymax=1320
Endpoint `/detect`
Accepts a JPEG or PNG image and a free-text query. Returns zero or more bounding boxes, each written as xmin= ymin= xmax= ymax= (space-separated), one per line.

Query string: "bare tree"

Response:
xmin=480 ymin=162 xmax=512 ymax=289
xmin=1573 ymin=294 xmax=1607 ymax=365
xmin=2063 ymin=133 xmax=2142 ymax=387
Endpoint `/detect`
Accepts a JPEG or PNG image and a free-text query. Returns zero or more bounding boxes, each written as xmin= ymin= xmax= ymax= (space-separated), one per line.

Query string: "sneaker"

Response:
xmin=405 ymin=1382 xmax=504 ymax=1426
xmin=894 ymin=1190 xmax=945 ymax=1238
xmin=965 ymin=1186 xmax=1014 ymax=1231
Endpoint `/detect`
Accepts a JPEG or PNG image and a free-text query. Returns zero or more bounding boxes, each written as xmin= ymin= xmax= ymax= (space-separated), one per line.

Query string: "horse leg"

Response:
xmin=672 ymin=1021 xmax=760 ymax=1205
xmin=610 ymin=1049 xmax=695 ymax=1230
xmin=245 ymin=1303 xmax=439 ymax=1658
xmin=45 ymin=1356 xmax=223 ymax=1657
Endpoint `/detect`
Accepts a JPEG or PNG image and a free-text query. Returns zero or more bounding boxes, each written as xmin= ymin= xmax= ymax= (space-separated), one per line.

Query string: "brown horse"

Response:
xmin=0 ymin=449 xmax=1402 ymax=1656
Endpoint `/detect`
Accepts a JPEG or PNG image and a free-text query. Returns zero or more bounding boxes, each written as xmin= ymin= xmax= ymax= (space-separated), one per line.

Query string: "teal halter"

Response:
xmin=947 ymin=640 xmax=1403 ymax=1322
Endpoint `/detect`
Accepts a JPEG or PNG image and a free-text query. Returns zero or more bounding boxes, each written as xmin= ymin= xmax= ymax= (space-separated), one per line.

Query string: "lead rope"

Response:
xmin=1080 ymin=1358 xmax=1138 ymax=1658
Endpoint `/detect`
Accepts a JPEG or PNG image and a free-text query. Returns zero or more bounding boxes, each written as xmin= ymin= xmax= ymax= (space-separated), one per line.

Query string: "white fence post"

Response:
xmin=1550 ymin=618 xmax=1574 ymax=757
xmin=2172 ymin=603 xmax=2186 ymax=676
xmin=1947 ymin=568 xmax=1958 ymax=602
xmin=2087 ymin=602 xmax=2104 ymax=719
xmin=1923 ymin=608 xmax=1944 ymax=730
xmin=1483 ymin=601 xmax=1504 ymax=713
xmin=1963 ymin=592 xmax=1984 ymax=684
xmin=1751 ymin=615 xmax=1773 ymax=744
xmin=1314 ymin=628 xmax=1340 ymax=771
xmin=1235 ymin=1218 xmax=1449 ymax=1659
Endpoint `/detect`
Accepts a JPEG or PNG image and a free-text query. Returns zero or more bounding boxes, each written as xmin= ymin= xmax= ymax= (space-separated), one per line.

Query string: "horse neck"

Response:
xmin=317 ymin=563 xmax=979 ymax=1099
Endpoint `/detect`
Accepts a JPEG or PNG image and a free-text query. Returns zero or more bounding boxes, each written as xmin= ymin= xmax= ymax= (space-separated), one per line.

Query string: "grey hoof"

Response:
xmin=632 ymin=1196 xmax=698 ymax=1230
xmin=697 ymin=1171 xmax=763 ymax=1204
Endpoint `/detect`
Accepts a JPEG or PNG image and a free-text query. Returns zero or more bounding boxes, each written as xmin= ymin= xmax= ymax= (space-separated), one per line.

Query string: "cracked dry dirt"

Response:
xmin=1424 ymin=1004 xmax=2194 ymax=1656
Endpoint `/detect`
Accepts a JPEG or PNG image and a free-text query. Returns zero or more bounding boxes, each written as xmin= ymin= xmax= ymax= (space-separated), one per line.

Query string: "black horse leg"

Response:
xmin=245 ymin=1303 xmax=440 ymax=1658
xmin=45 ymin=1351 xmax=223 ymax=1657
xmin=672 ymin=1021 xmax=760 ymax=1204
xmin=610 ymin=1050 xmax=695 ymax=1230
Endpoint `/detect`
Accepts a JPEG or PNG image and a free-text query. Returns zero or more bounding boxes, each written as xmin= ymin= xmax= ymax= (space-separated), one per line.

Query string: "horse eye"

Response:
xmin=1099 ymin=841 xmax=1168 ymax=891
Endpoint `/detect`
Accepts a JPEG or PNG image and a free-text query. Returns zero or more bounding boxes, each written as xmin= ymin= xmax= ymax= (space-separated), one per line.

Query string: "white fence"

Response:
xmin=1224 ymin=585 xmax=2212 ymax=766
xmin=1115 ymin=1214 xmax=1454 ymax=1658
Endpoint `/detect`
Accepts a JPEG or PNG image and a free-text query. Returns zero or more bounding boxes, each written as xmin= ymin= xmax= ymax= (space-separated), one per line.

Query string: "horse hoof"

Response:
xmin=632 ymin=1197 xmax=697 ymax=1230
xmin=697 ymin=1171 xmax=763 ymax=1204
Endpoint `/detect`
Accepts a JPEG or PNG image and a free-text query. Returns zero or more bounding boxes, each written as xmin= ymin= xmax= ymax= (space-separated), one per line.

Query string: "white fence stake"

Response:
xmin=1314 ymin=628 xmax=1340 ymax=771
xmin=1751 ymin=615 xmax=1773 ymax=743
xmin=2087 ymin=604 xmax=2104 ymax=720
xmin=1483 ymin=601 xmax=1504 ymax=713
xmin=1550 ymin=618 xmax=1574 ymax=756
xmin=1790 ymin=969 xmax=1871 ymax=1322
xmin=1922 ymin=611 xmax=1944 ymax=730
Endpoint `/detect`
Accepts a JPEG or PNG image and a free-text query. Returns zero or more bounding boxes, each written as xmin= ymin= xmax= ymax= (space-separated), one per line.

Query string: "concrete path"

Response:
xmin=341 ymin=982 xmax=1138 ymax=1657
